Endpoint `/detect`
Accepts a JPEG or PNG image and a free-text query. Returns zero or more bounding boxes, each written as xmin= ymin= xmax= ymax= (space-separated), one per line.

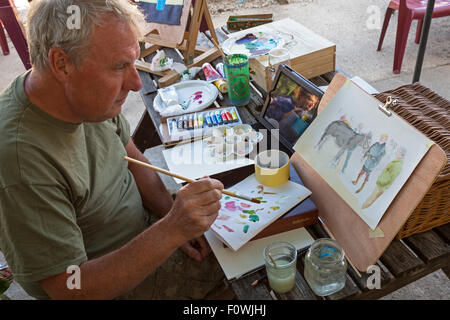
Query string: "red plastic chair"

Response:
xmin=0 ymin=0 xmax=31 ymax=69
xmin=377 ymin=0 xmax=450 ymax=74
xmin=0 ymin=19 xmax=9 ymax=55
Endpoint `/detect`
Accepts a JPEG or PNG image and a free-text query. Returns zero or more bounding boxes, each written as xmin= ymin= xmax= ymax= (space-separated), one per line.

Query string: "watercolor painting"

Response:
xmin=210 ymin=174 xmax=311 ymax=251
xmin=222 ymin=31 xmax=285 ymax=58
xmin=294 ymin=79 xmax=432 ymax=230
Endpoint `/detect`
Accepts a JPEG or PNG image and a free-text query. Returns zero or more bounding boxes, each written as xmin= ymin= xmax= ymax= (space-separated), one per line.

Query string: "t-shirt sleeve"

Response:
xmin=0 ymin=183 xmax=87 ymax=284
xmin=112 ymin=113 xmax=131 ymax=147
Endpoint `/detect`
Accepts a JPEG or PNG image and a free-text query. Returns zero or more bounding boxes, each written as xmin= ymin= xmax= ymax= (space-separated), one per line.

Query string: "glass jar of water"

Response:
xmin=304 ymin=238 xmax=347 ymax=296
xmin=264 ymin=241 xmax=297 ymax=294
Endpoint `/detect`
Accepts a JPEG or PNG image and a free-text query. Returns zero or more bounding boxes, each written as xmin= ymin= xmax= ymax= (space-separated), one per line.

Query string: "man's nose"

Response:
xmin=125 ymin=65 xmax=143 ymax=92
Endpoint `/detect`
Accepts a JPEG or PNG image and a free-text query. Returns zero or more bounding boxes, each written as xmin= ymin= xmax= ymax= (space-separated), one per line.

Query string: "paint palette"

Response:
xmin=166 ymin=106 xmax=243 ymax=140
xmin=221 ymin=31 xmax=285 ymax=58
xmin=153 ymin=80 xmax=219 ymax=117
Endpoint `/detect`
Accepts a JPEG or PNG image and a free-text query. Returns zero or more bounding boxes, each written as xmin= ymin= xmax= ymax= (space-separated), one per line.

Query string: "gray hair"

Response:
xmin=27 ymin=0 xmax=147 ymax=71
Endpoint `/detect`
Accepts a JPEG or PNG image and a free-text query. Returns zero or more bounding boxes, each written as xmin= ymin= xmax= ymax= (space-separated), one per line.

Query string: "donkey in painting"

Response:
xmin=315 ymin=120 xmax=372 ymax=170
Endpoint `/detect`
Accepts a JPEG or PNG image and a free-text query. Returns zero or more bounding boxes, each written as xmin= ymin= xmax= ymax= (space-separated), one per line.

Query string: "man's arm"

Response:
xmin=125 ymin=139 xmax=173 ymax=217
xmin=39 ymin=177 xmax=223 ymax=299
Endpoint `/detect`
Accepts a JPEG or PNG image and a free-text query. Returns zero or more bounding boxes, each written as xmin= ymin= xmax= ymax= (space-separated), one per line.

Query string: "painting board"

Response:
xmin=294 ymin=79 xmax=432 ymax=230
xmin=290 ymin=73 xmax=447 ymax=271
xmin=210 ymin=174 xmax=312 ymax=251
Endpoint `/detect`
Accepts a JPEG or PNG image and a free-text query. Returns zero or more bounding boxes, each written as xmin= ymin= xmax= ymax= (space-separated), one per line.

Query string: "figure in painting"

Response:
xmin=341 ymin=123 xmax=364 ymax=174
xmin=362 ymin=147 xmax=406 ymax=209
xmin=314 ymin=120 xmax=372 ymax=169
xmin=352 ymin=134 xmax=388 ymax=193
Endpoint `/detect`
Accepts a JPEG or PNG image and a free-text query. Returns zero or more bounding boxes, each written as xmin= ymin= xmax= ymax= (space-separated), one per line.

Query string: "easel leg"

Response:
xmin=184 ymin=0 xmax=206 ymax=64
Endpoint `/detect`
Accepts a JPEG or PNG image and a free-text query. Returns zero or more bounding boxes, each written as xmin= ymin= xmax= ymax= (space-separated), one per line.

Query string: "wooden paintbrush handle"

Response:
xmin=123 ymin=156 xmax=260 ymax=203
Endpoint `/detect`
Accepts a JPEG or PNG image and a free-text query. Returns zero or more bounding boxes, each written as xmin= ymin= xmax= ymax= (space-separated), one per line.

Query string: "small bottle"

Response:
xmin=304 ymin=238 xmax=347 ymax=296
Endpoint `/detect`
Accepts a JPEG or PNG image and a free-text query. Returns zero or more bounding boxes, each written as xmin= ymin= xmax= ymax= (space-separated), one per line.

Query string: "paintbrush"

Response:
xmin=211 ymin=38 xmax=229 ymax=64
xmin=124 ymin=156 xmax=261 ymax=204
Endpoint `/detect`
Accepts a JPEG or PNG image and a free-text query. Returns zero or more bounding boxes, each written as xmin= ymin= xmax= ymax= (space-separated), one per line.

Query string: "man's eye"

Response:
xmin=116 ymin=63 xmax=129 ymax=70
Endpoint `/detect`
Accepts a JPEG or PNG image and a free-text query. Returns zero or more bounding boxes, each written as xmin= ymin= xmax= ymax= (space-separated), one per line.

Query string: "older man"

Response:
xmin=0 ymin=0 xmax=225 ymax=300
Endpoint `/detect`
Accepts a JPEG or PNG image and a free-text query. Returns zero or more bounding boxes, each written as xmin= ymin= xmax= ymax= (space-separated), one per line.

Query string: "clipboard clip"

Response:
xmin=378 ymin=96 xmax=398 ymax=117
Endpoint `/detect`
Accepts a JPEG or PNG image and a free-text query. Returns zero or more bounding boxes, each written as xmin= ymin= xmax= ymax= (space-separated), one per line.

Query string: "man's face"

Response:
xmin=64 ymin=15 xmax=142 ymax=122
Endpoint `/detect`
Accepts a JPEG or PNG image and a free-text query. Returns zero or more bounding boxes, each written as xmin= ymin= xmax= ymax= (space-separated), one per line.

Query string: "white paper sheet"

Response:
xmin=205 ymin=228 xmax=314 ymax=280
xmin=210 ymin=174 xmax=312 ymax=251
xmin=162 ymin=139 xmax=254 ymax=183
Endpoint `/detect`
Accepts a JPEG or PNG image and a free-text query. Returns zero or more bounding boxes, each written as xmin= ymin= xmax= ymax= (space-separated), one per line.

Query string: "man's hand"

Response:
xmin=180 ymin=236 xmax=211 ymax=262
xmin=165 ymin=178 xmax=223 ymax=245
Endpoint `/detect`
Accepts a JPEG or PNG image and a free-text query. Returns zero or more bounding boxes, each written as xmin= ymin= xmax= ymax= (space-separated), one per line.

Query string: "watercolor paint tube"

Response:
xmin=230 ymin=109 xmax=238 ymax=122
xmin=220 ymin=111 xmax=228 ymax=123
xmin=188 ymin=114 xmax=193 ymax=129
xmin=215 ymin=111 xmax=223 ymax=125
xmin=198 ymin=114 xmax=204 ymax=127
xmin=171 ymin=119 xmax=177 ymax=132
xmin=177 ymin=116 xmax=183 ymax=130
xmin=193 ymin=114 xmax=198 ymax=129
xmin=225 ymin=111 xmax=233 ymax=122
xmin=216 ymin=62 xmax=225 ymax=78
xmin=183 ymin=115 xmax=188 ymax=129
xmin=210 ymin=112 xmax=217 ymax=125
xmin=205 ymin=114 xmax=212 ymax=126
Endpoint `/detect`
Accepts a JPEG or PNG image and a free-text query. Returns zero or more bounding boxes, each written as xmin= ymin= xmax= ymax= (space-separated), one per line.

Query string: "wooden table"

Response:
xmin=132 ymin=29 xmax=450 ymax=300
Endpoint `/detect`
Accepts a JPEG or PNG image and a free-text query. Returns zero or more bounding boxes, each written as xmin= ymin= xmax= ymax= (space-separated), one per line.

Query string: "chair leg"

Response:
xmin=393 ymin=9 xmax=413 ymax=74
xmin=0 ymin=20 xmax=9 ymax=56
xmin=415 ymin=19 xmax=423 ymax=44
xmin=0 ymin=8 xmax=31 ymax=69
xmin=377 ymin=7 xmax=395 ymax=51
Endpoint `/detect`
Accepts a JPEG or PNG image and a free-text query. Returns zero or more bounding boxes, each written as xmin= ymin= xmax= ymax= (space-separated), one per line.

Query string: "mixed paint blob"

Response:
xmin=224 ymin=32 xmax=283 ymax=58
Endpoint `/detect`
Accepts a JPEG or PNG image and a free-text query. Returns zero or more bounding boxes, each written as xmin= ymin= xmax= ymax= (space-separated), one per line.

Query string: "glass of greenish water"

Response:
xmin=304 ymin=238 xmax=347 ymax=296
xmin=224 ymin=54 xmax=251 ymax=106
xmin=264 ymin=241 xmax=297 ymax=294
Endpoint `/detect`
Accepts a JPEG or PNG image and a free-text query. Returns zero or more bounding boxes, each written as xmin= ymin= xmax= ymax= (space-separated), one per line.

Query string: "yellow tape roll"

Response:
xmin=255 ymin=150 xmax=290 ymax=186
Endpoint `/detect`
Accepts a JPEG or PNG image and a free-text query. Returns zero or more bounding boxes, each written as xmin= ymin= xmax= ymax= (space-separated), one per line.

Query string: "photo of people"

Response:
xmin=264 ymin=73 xmax=320 ymax=146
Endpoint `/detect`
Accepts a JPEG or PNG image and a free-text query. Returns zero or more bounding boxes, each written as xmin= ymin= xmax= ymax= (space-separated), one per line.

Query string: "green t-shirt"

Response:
xmin=0 ymin=72 xmax=149 ymax=299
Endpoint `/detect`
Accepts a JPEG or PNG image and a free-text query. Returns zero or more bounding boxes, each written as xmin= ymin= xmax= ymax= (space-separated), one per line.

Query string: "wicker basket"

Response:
xmin=374 ymin=83 xmax=450 ymax=239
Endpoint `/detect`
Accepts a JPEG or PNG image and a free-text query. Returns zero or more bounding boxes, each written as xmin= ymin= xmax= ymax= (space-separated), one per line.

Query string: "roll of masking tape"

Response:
xmin=254 ymin=150 xmax=290 ymax=186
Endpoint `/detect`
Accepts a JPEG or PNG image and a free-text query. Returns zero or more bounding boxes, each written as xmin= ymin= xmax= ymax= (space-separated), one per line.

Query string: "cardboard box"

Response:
xmin=228 ymin=18 xmax=336 ymax=92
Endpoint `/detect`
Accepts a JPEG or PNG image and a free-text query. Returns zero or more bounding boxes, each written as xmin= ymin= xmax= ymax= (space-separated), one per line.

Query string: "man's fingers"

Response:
xmin=190 ymin=188 xmax=222 ymax=206
xmin=182 ymin=178 xmax=224 ymax=195
xmin=195 ymin=237 xmax=211 ymax=258
xmin=181 ymin=243 xmax=202 ymax=262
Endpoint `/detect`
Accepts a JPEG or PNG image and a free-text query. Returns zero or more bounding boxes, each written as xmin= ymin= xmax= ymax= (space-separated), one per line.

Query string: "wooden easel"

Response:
xmin=139 ymin=0 xmax=220 ymax=87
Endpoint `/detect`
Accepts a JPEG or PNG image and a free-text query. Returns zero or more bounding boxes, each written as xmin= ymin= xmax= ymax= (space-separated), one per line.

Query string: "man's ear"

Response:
xmin=48 ymin=47 xmax=75 ymax=83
